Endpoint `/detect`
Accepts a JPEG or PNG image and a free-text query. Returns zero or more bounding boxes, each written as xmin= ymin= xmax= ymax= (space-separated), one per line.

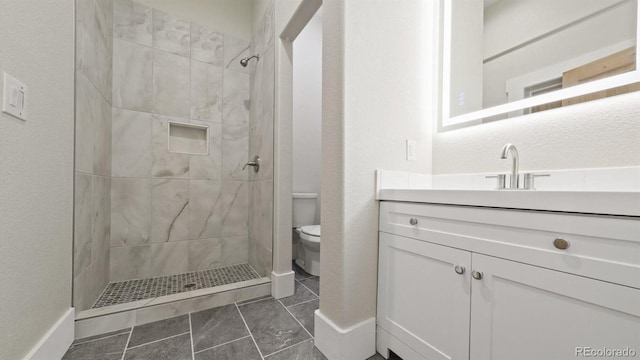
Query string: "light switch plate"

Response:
xmin=406 ymin=139 xmax=417 ymax=161
xmin=3 ymin=72 xmax=28 ymax=121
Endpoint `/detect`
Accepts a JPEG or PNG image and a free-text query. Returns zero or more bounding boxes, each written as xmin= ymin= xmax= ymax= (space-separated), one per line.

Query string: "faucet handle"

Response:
xmin=522 ymin=173 xmax=550 ymax=190
xmin=485 ymin=174 xmax=507 ymax=190
xmin=242 ymin=155 xmax=261 ymax=173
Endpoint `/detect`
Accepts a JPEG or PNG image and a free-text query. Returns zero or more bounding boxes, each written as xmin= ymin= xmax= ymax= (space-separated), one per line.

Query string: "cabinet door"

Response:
xmin=377 ymin=232 xmax=471 ymax=360
xmin=470 ymin=254 xmax=640 ymax=360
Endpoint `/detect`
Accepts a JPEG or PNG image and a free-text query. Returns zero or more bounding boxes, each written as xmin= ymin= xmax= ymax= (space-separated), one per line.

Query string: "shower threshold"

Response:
xmin=73 ymin=264 xmax=271 ymax=339
xmin=76 ymin=263 xmax=270 ymax=320
xmin=92 ymin=263 xmax=261 ymax=308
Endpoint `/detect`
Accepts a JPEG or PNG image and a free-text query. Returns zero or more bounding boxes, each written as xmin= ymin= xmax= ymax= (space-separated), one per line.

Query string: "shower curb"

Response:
xmin=74 ymin=279 xmax=270 ymax=340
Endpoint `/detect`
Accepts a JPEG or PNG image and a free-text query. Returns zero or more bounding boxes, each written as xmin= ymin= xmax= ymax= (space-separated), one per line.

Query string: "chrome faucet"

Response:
xmin=500 ymin=143 xmax=519 ymax=189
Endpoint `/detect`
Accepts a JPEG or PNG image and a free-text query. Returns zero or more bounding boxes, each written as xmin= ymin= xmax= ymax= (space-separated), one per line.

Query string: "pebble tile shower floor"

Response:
xmin=92 ymin=264 xmax=261 ymax=308
xmin=65 ymin=264 xmax=397 ymax=359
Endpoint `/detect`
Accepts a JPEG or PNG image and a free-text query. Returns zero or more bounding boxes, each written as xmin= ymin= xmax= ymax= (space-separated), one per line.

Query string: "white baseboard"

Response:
xmin=271 ymin=270 xmax=295 ymax=299
xmin=314 ymin=310 xmax=376 ymax=360
xmin=23 ymin=307 xmax=74 ymax=360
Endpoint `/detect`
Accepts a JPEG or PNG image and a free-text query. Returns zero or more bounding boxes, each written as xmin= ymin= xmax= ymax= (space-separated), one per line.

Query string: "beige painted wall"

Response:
xmin=321 ymin=0 xmax=433 ymax=328
xmin=0 ymin=0 xmax=75 ymax=359
xmin=136 ymin=0 xmax=254 ymax=40
xmin=293 ymin=9 xmax=322 ymax=224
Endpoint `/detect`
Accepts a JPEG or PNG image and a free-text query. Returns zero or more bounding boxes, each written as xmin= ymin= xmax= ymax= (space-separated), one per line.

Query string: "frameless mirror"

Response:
xmin=442 ymin=0 xmax=640 ymax=129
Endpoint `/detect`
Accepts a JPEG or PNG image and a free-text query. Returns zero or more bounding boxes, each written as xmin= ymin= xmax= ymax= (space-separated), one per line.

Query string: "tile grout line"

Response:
xmin=235 ymin=302 xmax=266 ymax=360
xmin=111 ymin=38 xmax=223 ymax=81
xmin=296 ymin=278 xmax=319 ymax=298
xmin=262 ymin=338 xmax=315 ymax=359
xmin=120 ymin=328 xmax=133 ymax=360
xmin=236 ymin=295 xmax=272 ymax=307
xmin=126 ymin=331 xmax=191 ymax=350
xmin=292 ymin=266 xmax=314 ymax=280
xmin=284 ymin=297 xmax=319 ymax=308
xmin=278 ymin=299 xmax=313 ymax=339
xmin=193 ymin=335 xmax=252 ymax=355
xmin=73 ymin=330 xmax=132 ymax=346
xmin=189 ymin=313 xmax=196 ymax=360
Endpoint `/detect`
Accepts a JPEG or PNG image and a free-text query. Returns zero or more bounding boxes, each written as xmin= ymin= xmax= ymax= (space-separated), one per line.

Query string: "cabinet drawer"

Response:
xmin=380 ymin=201 xmax=640 ymax=289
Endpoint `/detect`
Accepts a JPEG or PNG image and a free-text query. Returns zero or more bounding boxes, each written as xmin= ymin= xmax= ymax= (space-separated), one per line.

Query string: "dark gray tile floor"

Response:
xmin=63 ymin=263 xmax=390 ymax=360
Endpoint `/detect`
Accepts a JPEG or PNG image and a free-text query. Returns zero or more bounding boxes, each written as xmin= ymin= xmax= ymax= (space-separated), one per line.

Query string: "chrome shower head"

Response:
xmin=240 ymin=54 xmax=260 ymax=67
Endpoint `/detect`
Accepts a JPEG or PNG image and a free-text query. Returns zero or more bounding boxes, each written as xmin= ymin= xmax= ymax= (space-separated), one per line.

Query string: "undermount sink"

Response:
xmin=376 ymin=188 xmax=640 ymax=217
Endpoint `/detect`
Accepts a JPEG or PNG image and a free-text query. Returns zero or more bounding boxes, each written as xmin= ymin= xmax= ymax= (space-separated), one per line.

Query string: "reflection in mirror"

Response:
xmin=444 ymin=0 xmax=639 ymax=126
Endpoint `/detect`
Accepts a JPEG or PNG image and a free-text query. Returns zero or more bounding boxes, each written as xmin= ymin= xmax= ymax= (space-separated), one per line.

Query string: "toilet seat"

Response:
xmin=301 ymin=225 xmax=320 ymax=236
xmin=299 ymin=225 xmax=320 ymax=243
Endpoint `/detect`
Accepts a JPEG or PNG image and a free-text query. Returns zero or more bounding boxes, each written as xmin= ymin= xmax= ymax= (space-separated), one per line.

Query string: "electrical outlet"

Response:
xmin=406 ymin=140 xmax=417 ymax=161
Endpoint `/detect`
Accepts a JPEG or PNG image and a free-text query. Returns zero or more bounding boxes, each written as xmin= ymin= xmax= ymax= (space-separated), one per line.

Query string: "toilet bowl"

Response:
xmin=295 ymin=225 xmax=321 ymax=276
xmin=292 ymin=192 xmax=320 ymax=276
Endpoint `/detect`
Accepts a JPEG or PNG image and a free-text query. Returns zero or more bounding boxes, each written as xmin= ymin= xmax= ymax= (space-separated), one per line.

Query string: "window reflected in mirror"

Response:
xmin=445 ymin=0 xmax=639 ymax=126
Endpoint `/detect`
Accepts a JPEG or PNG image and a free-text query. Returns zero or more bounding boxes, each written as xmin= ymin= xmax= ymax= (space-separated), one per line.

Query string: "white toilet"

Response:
xmin=292 ymin=192 xmax=321 ymax=276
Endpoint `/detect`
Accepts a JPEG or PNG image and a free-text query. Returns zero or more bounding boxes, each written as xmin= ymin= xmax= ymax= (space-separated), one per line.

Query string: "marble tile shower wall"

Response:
xmin=248 ymin=1 xmax=275 ymax=279
xmin=109 ymin=0 xmax=264 ymax=283
xmin=74 ymin=0 xmax=114 ymax=312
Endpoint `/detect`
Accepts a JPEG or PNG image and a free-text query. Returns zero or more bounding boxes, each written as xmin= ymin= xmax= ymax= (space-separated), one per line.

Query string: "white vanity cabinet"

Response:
xmin=376 ymin=201 xmax=640 ymax=360
xmin=377 ymin=232 xmax=471 ymax=360
xmin=470 ymin=253 xmax=640 ymax=360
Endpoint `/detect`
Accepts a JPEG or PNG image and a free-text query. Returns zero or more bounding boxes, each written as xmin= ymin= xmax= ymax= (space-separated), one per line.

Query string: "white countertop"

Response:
xmin=377 ymin=189 xmax=640 ymax=217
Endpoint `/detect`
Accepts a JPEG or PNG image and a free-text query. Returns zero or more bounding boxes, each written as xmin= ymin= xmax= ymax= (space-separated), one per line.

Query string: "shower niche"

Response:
xmin=168 ymin=122 xmax=209 ymax=155
xmin=73 ymin=0 xmax=276 ymax=326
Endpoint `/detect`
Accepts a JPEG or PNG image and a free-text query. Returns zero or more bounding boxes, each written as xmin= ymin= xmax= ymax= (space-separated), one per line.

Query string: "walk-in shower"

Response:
xmin=73 ymin=0 xmax=276 ymax=322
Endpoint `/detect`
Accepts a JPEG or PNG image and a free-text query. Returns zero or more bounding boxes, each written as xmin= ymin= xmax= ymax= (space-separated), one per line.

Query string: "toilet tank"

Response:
xmin=292 ymin=193 xmax=318 ymax=227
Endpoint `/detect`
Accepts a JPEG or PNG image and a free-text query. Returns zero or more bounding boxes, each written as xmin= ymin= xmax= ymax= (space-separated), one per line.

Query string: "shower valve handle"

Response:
xmin=243 ymin=155 xmax=260 ymax=173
